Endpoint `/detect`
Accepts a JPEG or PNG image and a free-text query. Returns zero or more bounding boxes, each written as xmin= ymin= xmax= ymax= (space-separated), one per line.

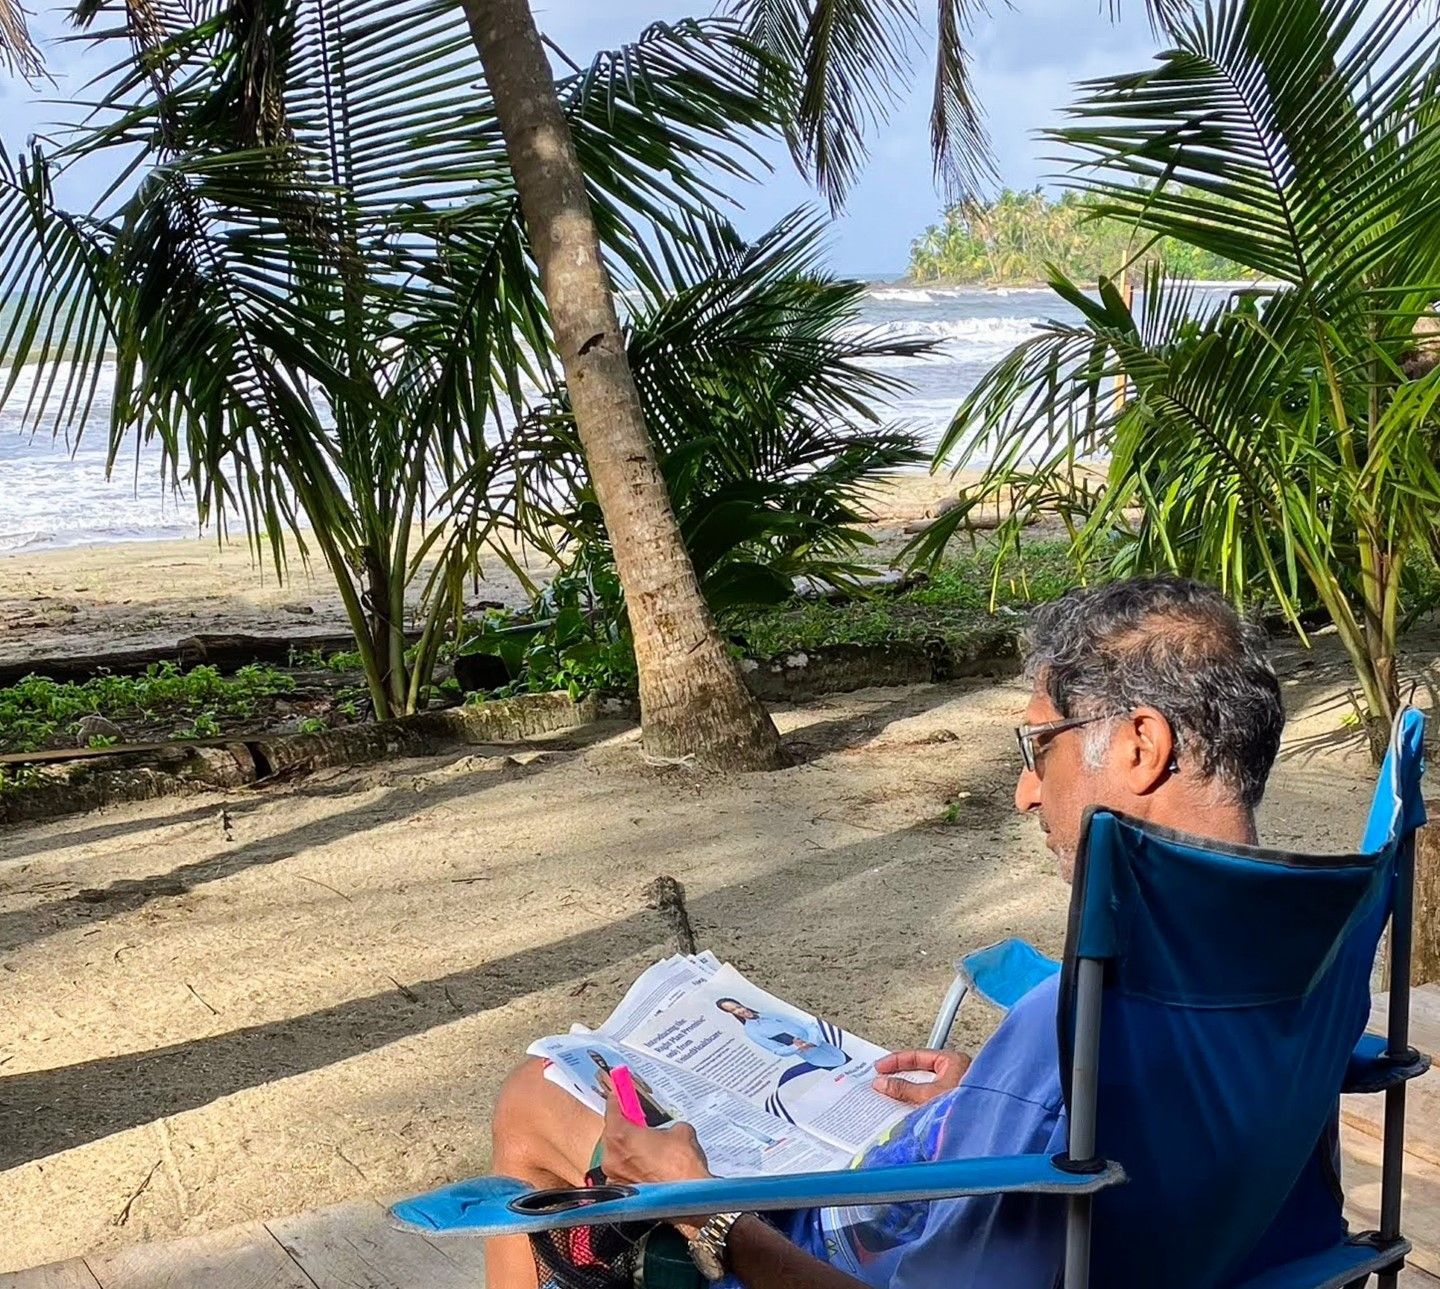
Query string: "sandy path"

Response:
xmin=0 ymin=633 xmax=1387 ymax=1273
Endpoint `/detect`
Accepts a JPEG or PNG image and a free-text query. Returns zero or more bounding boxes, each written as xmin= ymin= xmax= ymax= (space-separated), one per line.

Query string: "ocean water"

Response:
xmin=853 ymin=283 xmax=1068 ymax=447
xmin=0 ymin=285 xmax=1074 ymax=553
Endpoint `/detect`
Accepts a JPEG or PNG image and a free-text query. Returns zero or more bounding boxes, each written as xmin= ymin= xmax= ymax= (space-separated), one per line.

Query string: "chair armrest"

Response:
xmin=959 ymin=939 xmax=1061 ymax=1013
xmin=390 ymin=1154 xmax=1127 ymax=1238
xmin=1343 ymin=1032 xmax=1431 ymax=1094
xmin=930 ymin=939 xmax=1062 ymax=1048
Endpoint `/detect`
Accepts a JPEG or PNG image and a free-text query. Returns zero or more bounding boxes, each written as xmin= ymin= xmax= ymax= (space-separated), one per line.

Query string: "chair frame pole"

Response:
xmin=927 ymin=972 xmax=970 ymax=1051
xmin=1376 ymin=830 xmax=1416 ymax=1289
xmin=1064 ymin=957 xmax=1104 ymax=1289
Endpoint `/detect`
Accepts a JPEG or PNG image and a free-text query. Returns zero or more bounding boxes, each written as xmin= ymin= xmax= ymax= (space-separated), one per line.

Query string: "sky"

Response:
xmin=0 ymin=1 xmax=1167 ymax=279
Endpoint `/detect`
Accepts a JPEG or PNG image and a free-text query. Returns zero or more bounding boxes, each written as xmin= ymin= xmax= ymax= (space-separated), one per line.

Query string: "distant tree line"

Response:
xmin=908 ymin=189 xmax=1248 ymax=285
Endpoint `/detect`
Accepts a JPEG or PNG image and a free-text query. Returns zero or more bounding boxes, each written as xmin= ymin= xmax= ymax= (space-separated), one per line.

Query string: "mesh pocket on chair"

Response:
xmin=529 ymin=1221 xmax=651 ymax=1289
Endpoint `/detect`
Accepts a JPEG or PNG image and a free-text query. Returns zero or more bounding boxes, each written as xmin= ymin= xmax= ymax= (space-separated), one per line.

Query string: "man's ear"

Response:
xmin=1120 ymin=706 xmax=1175 ymax=795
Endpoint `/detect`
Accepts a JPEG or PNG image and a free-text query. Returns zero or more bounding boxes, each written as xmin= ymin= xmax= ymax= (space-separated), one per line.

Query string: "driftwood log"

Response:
xmin=0 ymin=693 xmax=636 ymax=828
xmin=646 ymin=875 xmax=698 ymax=955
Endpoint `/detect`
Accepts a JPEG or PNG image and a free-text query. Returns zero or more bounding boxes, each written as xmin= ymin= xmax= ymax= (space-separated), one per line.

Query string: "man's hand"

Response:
xmin=793 ymin=1040 xmax=814 ymax=1051
xmin=598 ymin=1091 xmax=713 ymax=1187
xmin=871 ymin=1049 xmax=971 ymax=1106
xmin=600 ymin=1095 xmax=872 ymax=1288
xmin=598 ymin=1092 xmax=714 ymax=1239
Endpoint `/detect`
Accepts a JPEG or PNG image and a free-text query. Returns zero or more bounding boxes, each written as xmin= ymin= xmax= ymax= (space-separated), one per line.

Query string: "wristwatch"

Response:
xmin=686 ymin=1210 xmax=743 ymax=1281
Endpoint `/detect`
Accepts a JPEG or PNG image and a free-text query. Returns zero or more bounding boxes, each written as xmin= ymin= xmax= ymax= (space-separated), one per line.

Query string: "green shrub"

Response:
xmin=0 ymin=663 xmax=294 ymax=753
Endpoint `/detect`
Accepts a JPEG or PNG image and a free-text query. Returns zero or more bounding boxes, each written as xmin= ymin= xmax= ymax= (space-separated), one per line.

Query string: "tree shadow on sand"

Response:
xmin=0 ymin=816 xmax=1010 ymax=1169
xmin=0 ymin=735 xmax=623 ymax=956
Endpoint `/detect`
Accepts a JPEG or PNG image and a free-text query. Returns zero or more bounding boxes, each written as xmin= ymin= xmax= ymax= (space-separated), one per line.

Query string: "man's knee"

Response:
xmin=491 ymin=1055 xmax=602 ymax=1188
xmin=492 ymin=1056 xmax=550 ymax=1170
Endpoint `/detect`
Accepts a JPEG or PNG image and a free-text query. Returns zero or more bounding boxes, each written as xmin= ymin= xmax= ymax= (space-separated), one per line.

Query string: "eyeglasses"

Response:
xmin=1014 ymin=715 xmax=1182 ymax=775
xmin=1014 ymin=716 xmax=1108 ymax=774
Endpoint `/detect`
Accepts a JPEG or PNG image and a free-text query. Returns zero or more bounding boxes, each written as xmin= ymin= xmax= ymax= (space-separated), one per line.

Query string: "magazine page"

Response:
xmin=619 ymin=963 xmax=909 ymax=1156
xmin=596 ymin=953 xmax=721 ymax=1042
xmin=527 ymin=1033 xmax=848 ymax=1176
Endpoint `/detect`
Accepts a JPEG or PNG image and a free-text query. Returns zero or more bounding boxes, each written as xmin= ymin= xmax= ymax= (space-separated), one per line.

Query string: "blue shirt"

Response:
xmin=743 ymin=1014 xmax=848 ymax=1070
xmin=783 ymin=973 xmax=1067 ymax=1288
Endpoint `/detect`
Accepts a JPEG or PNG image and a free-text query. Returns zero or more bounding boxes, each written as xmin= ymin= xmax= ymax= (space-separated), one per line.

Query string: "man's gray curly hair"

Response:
xmin=1023 ymin=576 xmax=1284 ymax=809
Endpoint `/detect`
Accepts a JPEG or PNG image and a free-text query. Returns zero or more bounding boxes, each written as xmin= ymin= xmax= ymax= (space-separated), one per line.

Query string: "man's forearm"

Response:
xmin=723 ymin=1215 xmax=869 ymax=1289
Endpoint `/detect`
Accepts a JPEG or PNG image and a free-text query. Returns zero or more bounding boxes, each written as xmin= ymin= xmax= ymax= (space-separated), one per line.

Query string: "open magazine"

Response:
xmin=529 ymin=953 xmax=922 ymax=1177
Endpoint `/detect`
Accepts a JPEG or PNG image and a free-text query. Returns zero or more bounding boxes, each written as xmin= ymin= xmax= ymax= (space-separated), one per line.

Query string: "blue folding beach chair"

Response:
xmin=392 ymin=708 xmax=1431 ymax=1288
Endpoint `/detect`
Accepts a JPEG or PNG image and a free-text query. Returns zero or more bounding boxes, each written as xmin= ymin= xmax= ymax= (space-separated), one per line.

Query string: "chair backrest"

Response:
xmin=1061 ymin=708 xmax=1426 ymax=1287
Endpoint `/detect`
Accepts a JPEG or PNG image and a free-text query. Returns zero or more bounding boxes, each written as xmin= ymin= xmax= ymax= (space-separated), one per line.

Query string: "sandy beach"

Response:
xmin=0 ymin=532 xmax=547 ymax=669
xmin=0 ymin=474 xmax=965 ymax=670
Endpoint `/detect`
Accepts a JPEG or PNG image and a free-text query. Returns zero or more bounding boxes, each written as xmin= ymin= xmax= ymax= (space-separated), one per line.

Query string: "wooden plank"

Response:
xmin=1343 ymin=985 xmax=1440 ymax=1168
xmin=412 ymin=1232 xmax=487 ymax=1281
xmin=1403 ymin=1268 xmax=1440 ymax=1287
xmin=1343 ymin=1121 xmax=1440 ymax=1279
xmin=267 ymin=1199 xmax=485 ymax=1288
xmin=0 ymin=1261 xmax=102 ymax=1289
xmin=85 ymin=1222 xmax=312 ymax=1289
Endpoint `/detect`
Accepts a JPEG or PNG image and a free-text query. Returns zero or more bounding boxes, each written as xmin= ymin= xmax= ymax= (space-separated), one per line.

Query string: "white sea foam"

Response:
xmin=0 ymin=287 xmax=1073 ymax=550
xmin=867 ymin=284 xmax=1055 ymax=302
xmin=853 ymin=316 xmax=1042 ymax=346
xmin=866 ymin=287 xmax=946 ymax=303
xmin=0 ymin=529 xmax=55 ymax=552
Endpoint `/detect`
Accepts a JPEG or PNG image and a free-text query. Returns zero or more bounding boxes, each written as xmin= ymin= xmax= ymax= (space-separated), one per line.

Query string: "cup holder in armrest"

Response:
xmin=508 ymin=1184 xmax=636 ymax=1215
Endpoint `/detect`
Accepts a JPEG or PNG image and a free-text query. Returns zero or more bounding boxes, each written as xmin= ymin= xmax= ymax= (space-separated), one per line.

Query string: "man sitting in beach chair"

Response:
xmin=486 ymin=576 xmax=1287 ymax=1288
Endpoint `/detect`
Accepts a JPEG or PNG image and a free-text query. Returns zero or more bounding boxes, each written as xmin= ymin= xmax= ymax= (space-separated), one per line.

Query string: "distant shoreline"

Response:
xmin=869 ymin=277 xmax=1268 ymax=292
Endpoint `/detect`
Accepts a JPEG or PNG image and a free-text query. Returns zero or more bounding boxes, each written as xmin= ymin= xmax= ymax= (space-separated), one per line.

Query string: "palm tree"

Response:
xmin=921 ymin=0 xmax=1440 ymax=745
xmin=460 ymin=0 xmax=1189 ymax=767
xmin=0 ymin=2 xmax=778 ymax=723
xmin=462 ymin=0 xmax=787 ymax=769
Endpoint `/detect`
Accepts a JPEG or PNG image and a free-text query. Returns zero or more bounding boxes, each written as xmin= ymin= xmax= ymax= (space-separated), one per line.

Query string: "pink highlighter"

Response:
xmin=574 ymin=1064 xmax=649 ymax=1266
xmin=610 ymin=1065 xmax=649 ymax=1126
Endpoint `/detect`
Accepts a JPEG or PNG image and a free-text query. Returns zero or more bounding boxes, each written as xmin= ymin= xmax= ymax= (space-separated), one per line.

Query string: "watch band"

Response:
xmin=687 ymin=1210 xmax=743 ymax=1281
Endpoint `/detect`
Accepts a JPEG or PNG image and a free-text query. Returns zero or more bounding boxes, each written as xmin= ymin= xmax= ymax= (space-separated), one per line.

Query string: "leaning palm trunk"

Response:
xmin=462 ymin=0 xmax=785 ymax=771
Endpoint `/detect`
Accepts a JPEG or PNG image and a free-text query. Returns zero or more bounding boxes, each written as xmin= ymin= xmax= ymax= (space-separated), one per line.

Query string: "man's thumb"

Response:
xmin=872 ymin=1074 xmax=926 ymax=1105
xmin=603 ymin=1088 xmax=629 ymax=1128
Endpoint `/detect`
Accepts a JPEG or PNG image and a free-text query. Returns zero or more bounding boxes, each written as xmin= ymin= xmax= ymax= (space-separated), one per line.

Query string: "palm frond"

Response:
xmin=494 ymin=212 xmax=927 ymax=604
xmin=730 ymin=0 xmax=961 ymax=208
xmin=0 ymin=0 xmax=43 ymax=78
xmin=727 ymin=0 xmax=1184 ymax=208
xmin=931 ymin=0 xmax=993 ymax=199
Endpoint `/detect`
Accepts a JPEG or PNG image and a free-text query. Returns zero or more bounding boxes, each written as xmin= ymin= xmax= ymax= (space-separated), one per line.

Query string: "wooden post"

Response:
xmin=1414 ymin=818 xmax=1440 ymax=987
